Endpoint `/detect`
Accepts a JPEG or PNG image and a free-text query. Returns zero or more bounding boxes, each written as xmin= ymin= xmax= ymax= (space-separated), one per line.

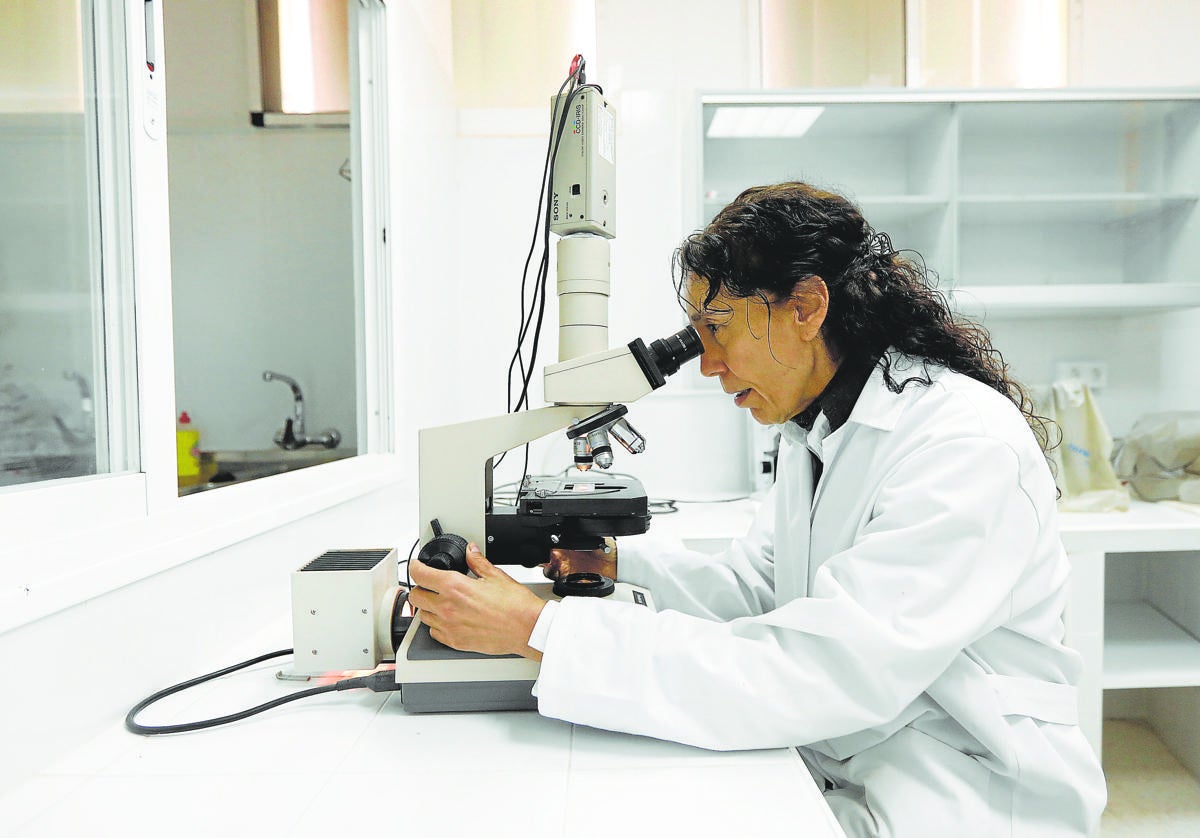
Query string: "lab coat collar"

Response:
xmin=843 ymin=352 xmax=927 ymax=432
xmin=777 ymin=350 xmax=922 ymax=447
xmin=793 ymin=352 xmax=879 ymax=432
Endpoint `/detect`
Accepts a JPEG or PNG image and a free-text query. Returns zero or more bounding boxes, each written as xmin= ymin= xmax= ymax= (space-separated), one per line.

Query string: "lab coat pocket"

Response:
xmin=827 ymin=727 xmax=1004 ymax=838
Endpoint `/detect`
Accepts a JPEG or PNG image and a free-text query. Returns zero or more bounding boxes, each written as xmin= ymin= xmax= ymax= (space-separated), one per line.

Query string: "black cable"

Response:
xmin=506 ymin=65 xmax=583 ymax=409
xmin=514 ymin=81 xmax=605 ymax=416
xmin=506 ymin=66 xmax=579 ymax=414
xmin=125 ymin=650 xmax=399 ymax=736
xmin=494 ymin=66 xmax=580 ymax=472
xmin=512 ymin=84 xmax=604 ymax=489
xmin=497 ymin=59 xmax=617 ymax=493
xmin=402 ymin=535 xmax=419 ymax=590
xmin=497 ymin=64 xmax=602 ymax=474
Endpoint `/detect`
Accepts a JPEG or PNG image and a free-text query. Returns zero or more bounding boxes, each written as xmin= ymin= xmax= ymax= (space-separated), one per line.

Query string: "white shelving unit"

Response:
xmin=1103 ymin=601 xmax=1200 ymax=690
xmin=700 ymin=91 xmax=1200 ymax=319
xmin=699 ymin=90 xmax=1200 ymax=773
xmin=949 ymin=282 xmax=1200 ymax=318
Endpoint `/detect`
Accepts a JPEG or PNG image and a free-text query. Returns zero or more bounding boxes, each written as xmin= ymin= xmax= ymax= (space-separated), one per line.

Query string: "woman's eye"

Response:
xmin=705 ymin=323 xmax=722 ymax=335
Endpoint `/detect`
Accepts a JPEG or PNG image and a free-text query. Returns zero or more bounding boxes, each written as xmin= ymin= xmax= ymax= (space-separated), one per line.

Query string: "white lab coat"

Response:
xmin=533 ymin=355 xmax=1107 ymax=837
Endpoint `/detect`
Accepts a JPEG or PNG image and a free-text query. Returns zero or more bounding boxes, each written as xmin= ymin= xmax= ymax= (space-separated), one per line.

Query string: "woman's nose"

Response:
xmin=699 ymin=343 xmax=725 ymax=378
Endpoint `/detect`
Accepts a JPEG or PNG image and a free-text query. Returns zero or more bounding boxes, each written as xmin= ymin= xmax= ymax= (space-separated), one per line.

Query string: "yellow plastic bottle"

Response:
xmin=176 ymin=411 xmax=201 ymax=477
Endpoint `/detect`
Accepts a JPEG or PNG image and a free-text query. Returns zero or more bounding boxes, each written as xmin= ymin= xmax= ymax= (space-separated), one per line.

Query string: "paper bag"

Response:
xmin=1045 ymin=379 xmax=1129 ymax=513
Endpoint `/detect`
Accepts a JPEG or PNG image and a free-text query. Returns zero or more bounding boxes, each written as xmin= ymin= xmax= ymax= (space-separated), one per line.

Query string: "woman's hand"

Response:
xmin=543 ymin=537 xmax=617 ymax=581
xmin=408 ymin=544 xmax=547 ymax=660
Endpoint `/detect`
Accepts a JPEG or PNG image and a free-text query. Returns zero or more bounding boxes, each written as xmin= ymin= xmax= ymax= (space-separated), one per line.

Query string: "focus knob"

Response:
xmin=416 ymin=519 xmax=470 ymax=574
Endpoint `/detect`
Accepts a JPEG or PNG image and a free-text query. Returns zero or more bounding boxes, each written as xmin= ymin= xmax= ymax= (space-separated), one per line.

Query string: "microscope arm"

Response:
xmin=417 ymin=325 xmax=701 ymax=556
xmin=543 ymin=346 xmax=654 ymax=405
xmin=417 ymin=404 xmax=608 ymax=550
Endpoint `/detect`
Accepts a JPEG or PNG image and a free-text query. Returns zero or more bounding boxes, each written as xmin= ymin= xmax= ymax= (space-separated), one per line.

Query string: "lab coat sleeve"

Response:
xmin=614 ymin=483 xmax=777 ymax=621
xmin=534 ymin=435 xmax=1043 ymax=751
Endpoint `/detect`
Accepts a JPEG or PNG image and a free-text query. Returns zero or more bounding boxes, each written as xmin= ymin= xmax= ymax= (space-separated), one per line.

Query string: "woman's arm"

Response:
xmin=534 ymin=435 xmax=1045 ymax=751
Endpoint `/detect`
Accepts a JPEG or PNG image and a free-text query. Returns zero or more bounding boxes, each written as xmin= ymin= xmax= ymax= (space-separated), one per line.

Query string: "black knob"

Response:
xmin=416 ymin=519 xmax=470 ymax=574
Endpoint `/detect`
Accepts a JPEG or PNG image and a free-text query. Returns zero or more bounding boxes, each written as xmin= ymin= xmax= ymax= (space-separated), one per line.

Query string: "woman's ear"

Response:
xmin=789 ymin=276 xmax=829 ymax=340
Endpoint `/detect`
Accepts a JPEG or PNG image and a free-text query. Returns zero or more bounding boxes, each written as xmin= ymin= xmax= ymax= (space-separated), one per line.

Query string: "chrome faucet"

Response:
xmin=59 ymin=370 xmax=95 ymax=444
xmin=262 ymin=371 xmax=341 ymax=450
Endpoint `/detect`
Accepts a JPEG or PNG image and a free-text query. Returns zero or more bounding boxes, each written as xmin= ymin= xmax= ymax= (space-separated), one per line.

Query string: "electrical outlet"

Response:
xmin=1055 ymin=361 xmax=1108 ymax=391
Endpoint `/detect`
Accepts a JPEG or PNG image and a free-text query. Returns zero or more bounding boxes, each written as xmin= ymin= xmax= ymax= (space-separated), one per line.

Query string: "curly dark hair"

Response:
xmin=674 ymin=182 xmax=1054 ymax=450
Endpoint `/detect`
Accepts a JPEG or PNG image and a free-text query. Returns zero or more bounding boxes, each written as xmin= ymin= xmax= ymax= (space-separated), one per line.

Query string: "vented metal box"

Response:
xmin=290 ymin=548 xmax=396 ymax=676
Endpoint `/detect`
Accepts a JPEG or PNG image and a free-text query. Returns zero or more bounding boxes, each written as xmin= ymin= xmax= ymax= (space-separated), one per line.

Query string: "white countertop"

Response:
xmin=657 ymin=494 xmax=1200 ymax=556
xmin=2 ymin=663 xmax=841 ymax=837
xmin=7 ymin=480 xmax=1198 ymax=837
xmin=1056 ymin=499 xmax=1200 ymax=553
xmin=0 ymin=485 xmax=845 ymax=838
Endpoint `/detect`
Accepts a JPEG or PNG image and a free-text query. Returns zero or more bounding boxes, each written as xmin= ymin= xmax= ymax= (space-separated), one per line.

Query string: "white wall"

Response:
xmin=438 ymin=0 xmax=1200 ymax=496
xmin=161 ymin=0 xmax=1200 ymax=459
xmin=446 ymin=0 xmax=761 ymax=498
xmin=165 ymin=1 xmax=357 ymax=453
xmin=1073 ymin=0 xmax=1200 ymax=88
xmin=384 ymin=0 xmax=459 ymax=464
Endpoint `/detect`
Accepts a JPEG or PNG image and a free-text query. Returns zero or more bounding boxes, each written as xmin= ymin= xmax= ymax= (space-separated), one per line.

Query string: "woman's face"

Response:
xmin=686 ymin=276 xmax=835 ymax=425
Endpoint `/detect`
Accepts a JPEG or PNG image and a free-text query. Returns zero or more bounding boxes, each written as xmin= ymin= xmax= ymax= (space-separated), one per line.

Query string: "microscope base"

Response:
xmin=401 ymin=679 xmax=538 ymax=713
xmin=394 ymin=581 xmax=654 ymax=713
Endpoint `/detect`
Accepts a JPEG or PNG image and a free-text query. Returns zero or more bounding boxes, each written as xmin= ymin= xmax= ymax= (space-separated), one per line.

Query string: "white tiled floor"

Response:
xmin=1102 ymin=719 xmax=1200 ymax=837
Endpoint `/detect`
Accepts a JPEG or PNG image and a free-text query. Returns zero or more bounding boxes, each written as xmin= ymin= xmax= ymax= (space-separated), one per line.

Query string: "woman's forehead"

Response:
xmin=684 ymin=275 xmax=736 ymax=311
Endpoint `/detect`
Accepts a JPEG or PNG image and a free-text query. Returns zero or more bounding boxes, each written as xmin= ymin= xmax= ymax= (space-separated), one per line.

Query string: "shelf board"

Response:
xmin=948 ymin=282 xmax=1200 ymax=318
xmin=956 ymin=98 xmax=1200 ymax=134
xmin=1104 ymin=601 xmax=1200 ymax=689
xmin=958 ymin=193 xmax=1198 ymax=224
xmin=704 ymin=193 xmax=946 ymax=207
xmin=703 ymin=194 xmax=949 ymax=226
xmin=1059 ymin=500 xmax=1200 ymax=553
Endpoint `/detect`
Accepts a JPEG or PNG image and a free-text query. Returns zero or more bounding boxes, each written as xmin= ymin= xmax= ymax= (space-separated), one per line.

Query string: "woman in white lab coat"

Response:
xmin=409 ymin=182 xmax=1108 ymax=837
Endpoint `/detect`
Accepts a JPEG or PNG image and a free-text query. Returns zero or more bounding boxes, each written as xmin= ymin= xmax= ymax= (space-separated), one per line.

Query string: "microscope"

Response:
xmin=287 ymin=60 xmax=702 ymax=712
xmin=392 ymin=65 xmax=703 ymax=711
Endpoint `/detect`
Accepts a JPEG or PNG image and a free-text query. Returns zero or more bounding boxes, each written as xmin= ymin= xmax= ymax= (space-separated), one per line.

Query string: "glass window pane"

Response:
xmin=167 ymin=1 xmax=358 ymax=496
xmin=0 ymin=0 xmax=107 ymax=487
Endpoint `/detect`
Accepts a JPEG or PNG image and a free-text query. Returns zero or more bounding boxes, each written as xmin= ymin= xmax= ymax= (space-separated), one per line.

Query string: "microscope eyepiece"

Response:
xmin=626 ymin=326 xmax=704 ymax=391
xmin=648 ymin=326 xmax=704 ymax=377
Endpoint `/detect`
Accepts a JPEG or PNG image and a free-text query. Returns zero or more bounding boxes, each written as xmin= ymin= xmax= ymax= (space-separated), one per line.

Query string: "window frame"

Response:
xmin=1 ymin=0 xmax=403 ymax=635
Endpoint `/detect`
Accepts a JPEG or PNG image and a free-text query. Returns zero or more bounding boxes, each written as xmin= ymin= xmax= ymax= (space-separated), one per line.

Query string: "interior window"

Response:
xmin=167 ymin=0 xmax=357 ymax=496
xmin=0 ymin=0 xmax=115 ymax=488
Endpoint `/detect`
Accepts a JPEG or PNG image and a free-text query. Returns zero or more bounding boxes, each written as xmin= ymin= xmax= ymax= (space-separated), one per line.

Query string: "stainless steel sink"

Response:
xmin=179 ymin=448 xmax=354 ymax=495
